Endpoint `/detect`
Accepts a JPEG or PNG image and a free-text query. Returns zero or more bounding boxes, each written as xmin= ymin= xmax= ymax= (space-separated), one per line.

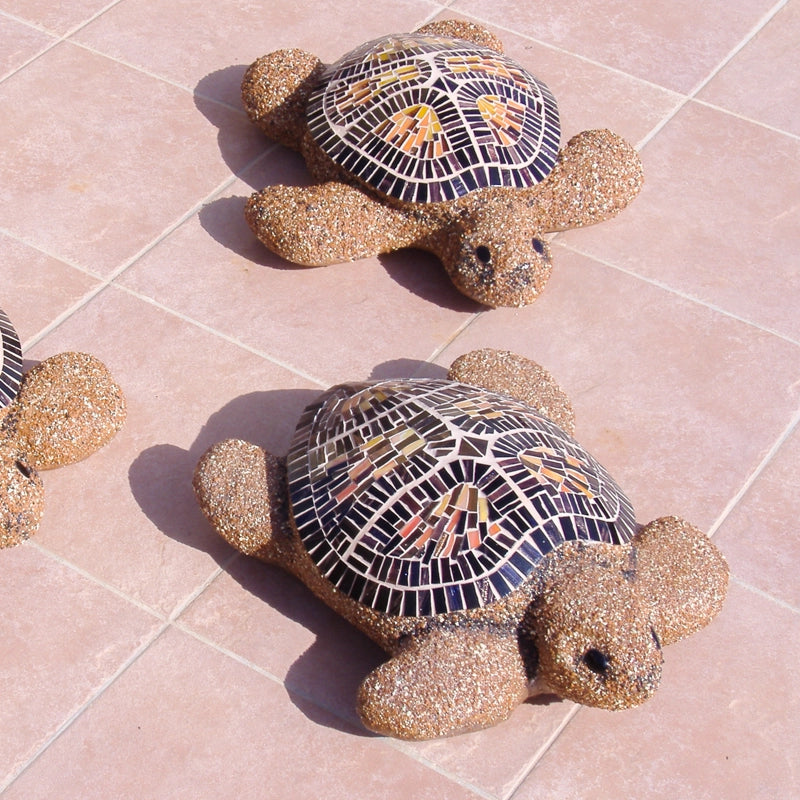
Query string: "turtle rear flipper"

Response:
xmin=448 ymin=348 xmax=575 ymax=435
xmin=193 ymin=439 xmax=290 ymax=561
xmin=241 ymin=49 xmax=324 ymax=150
xmin=357 ymin=626 xmax=529 ymax=739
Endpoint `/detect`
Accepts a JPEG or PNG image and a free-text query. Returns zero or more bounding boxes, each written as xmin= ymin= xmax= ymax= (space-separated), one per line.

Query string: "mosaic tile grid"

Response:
xmin=0 ymin=308 xmax=22 ymax=408
xmin=308 ymin=33 xmax=560 ymax=203
xmin=288 ymin=379 xmax=635 ymax=616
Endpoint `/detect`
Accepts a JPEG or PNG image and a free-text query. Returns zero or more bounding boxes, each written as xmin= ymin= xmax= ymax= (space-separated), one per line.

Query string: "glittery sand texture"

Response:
xmin=193 ymin=348 xmax=728 ymax=739
xmin=0 ymin=330 xmax=127 ymax=548
xmin=240 ymin=19 xmax=643 ymax=307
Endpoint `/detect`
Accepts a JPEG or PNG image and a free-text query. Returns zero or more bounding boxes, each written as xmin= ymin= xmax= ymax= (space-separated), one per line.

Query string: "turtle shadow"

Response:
xmin=192 ymin=68 xmax=488 ymax=311
xmin=126 ymin=383 xmax=397 ymax=736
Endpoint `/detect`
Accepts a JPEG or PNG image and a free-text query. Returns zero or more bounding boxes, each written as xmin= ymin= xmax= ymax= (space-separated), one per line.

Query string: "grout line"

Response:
xmin=683 ymin=0 xmax=788 ymax=99
xmin=387 ymin=740 xmax=499 ymax=800
xmin=707 ymin=404 xmax=800 ymax=538
xmin=27 ymin=540 xmax=169 ymax=621
xmin=423 ymin=311 xmax=484 ymax=367
xmin=9 ymin=148 xmax=271 ymax=352
xmin=689 ymin=96 xmax=800 ymax=141
xmin=113 ymin=283 xmax=330 ymax=388
xmin=554 ymin=241 xmax=800 ymax=348
xmin=730 ymin=575 xmax=800 ymax=615
xmin=505 ymin=704 xmax=582 ymax=799
xmin=0 ymin=621 xmax=169 ymax=794
xmin=637 ymin=0 xmax=789 ymax=148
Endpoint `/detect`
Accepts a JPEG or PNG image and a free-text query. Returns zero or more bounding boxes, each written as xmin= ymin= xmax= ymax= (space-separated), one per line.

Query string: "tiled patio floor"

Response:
xmin=2 ymin=1 xmax=798 ymax=797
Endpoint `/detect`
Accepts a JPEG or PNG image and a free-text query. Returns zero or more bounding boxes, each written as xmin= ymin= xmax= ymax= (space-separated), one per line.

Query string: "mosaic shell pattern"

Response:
xmin=306 ymin=33 xmax=560 ymax=203
xmin=0 ymin=308 xmax=22 ymax=409
xmin=287 ymin=380 xmax=636 ymax=618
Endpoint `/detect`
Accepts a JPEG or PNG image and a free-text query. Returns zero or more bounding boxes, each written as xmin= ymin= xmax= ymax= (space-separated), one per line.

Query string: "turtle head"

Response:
xmin=523 ymin=544 xmax=663 ymax=710
xmin=522 ymin=520 xmax=728 ymax=710
xmin=443 ymin=192 xmax=553 ymax=307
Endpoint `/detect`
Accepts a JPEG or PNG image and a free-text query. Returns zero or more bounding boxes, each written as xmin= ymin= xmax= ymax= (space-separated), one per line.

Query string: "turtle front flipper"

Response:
xmin=531 ymin=129 xmax=644 ymax=231
xmin=414 ymin=19 xmax=505 ymax=52
xmin=193 ymin=439 xmax=292 ymax=563
xmin=632 ymin=516 xmax=729 ymax=646
xmin=357 ymin=625 xmax=529 ymax=740
xmin=245 ymin=182 xmax=421 ymax=267
xmin=447 ymin=348 xmax=575 ymax=435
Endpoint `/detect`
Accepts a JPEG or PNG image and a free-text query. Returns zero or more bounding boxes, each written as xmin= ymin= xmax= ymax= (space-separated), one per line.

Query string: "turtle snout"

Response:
xmin=452 ymin=236 xmax=553 ymax=307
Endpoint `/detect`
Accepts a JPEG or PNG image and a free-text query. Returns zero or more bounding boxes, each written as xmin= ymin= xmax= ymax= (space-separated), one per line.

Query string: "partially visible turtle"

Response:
xmin=193 ymin=349 xmax=727 ymax=740
xmin=241 ymin=19 xmax=643 ymax=307
xmin=0 ymin=307 xmax=127 ymax=548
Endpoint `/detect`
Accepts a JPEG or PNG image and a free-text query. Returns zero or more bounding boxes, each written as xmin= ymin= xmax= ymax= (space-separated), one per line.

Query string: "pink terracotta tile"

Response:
xmin=0 ymin=41 xmax=264 ymax=277
xmin=514 ymin=582 xmax=800 ymax=799
xmin=0 ymin=15 xmax=55 ymax=79
xmin=698 ymin=0 xmax=800 ymax=136
xmin=1 ymin=0 xmax=110 ymax=36
xmin=453 ymin=0 xmax=776 ymax=93
xmin=3 ymin=626 xmax=483 ymax=799
xmin=428 ymin=10 xmax=681 ymax=144
xmin=118 ymin=161 xmax=479 ymax=386
xmin=396 ymin=700 xmax=577 ymax=798
xmin=436 ymin=246 xmax=800 ymax=531
xmin=180 ymin=556 xmax=577 ymax=796
xmin=0 ymin=544 xmax=161 ymax=788
xmin=74 ymin=0 xmax=440 ymax=101
xmin=556 ymin=100 xmax=800 ymax=343
xmin=0 ymin=234 xmax=100 ymax=344
xmin=178 ymin=555 xmax=386 ymax=726
xmin=714 ymin=424 xmax=800 ymax=609
xmin=22 ymin=286 xmax=320 ymax=615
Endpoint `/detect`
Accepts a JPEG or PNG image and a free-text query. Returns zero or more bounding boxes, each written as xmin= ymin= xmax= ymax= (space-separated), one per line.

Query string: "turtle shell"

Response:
xmin=306 ymin=33 xmax=560 ymax=203
xmin=287 ymin=380 xmax=636 ymax=618
xmin=0 ymin=308 xmax=22 ymax=409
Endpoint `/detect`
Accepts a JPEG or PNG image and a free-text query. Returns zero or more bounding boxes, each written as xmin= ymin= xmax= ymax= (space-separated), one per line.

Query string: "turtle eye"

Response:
xmin=15 ymin=460 xmax=32 ymax=479
xmin=475 ymin=245 xmax=492 ymax=264
xmin=532 ymin=237 xmax=546 ymax=255
xmin=583 ymin=648 xmax=610 ymax=675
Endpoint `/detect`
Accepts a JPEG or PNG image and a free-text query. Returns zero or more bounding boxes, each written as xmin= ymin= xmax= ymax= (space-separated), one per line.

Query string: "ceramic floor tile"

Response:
xmin=74 ymin=0 xmax=440 ymax=102
xmin=20 ymin=285 xmax=319 ymax=616
xmin=179 ymin=556 xmax=577 ymax=797
xmin=714 ymin=423 xmax=800 ymax=610
xmin=0 ymin=14 xmax=55 ymax=79
xmin=3 ymin=1 xmax=799 ymax=797
xmin=2 ymin=626 xmax=483 ymax=799
xmin=0 ymin=234 xmax=100 ymax=344
xmin=0 ymin=544 xmax=161 ymax=789
xmin=118 ymin=161 xmax=479 ymax=386
xmin=698 ymin=0 xmax=800 ymax=136
xmin=436 ymin=246 xmax=800 ymax=532
xmin=453 ymin=0 xmax=777 ymax=93
xmin=178 ymin=555 xmax=386 ymax=726
xmin=0 ymin=41 xmax=264 ymax=277
xmin=0 ymin=0 xmax=111 ymax=36
xmin=555 ymin=100 xmax=800 ymax=343
xmin=513 ymin=582 xmax=800 ymax=799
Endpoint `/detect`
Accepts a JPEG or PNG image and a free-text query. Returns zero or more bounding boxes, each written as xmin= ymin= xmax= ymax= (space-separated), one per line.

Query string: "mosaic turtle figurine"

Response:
xmin=0 ymin=308 xmax=127 ymax=548
xmin=193 ymin=349 xmax=727 ymax=739
xmin=241 ymin=19 xmax=643 ymax=307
